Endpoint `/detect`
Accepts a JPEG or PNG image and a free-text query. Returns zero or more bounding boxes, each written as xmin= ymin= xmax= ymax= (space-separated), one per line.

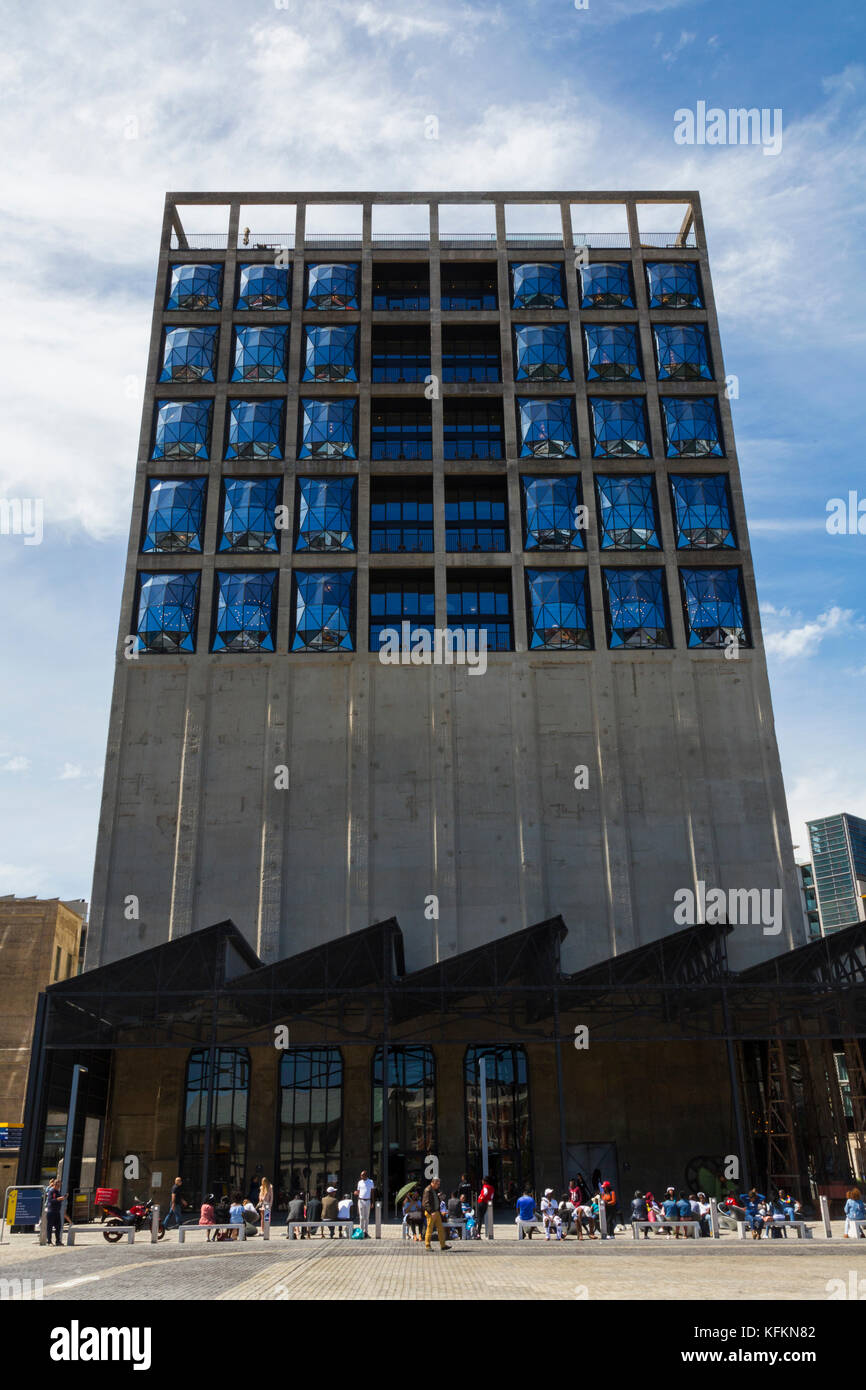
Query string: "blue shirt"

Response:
xmin=516 ymin=1195 xmax=535 ymax=1221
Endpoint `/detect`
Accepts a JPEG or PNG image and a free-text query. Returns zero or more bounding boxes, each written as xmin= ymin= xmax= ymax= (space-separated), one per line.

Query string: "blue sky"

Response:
xmin=0 ymin=0 xmax=864 ymax=898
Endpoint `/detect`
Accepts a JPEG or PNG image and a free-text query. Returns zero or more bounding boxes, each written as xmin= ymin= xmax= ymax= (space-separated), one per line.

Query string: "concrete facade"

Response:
xmin=88 ymin=191 xmax=803 ymax=976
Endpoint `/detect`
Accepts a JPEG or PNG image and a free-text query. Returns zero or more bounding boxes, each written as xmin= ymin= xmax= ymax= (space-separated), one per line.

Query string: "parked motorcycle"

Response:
xmin=102 ymin=1197 xmax=165 ymax=1242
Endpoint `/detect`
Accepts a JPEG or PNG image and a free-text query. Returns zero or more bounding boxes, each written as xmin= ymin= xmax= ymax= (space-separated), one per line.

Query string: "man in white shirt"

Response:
xmin=337 ymin=1194 xmax=353 ymax=1232
xmin=355 ymin=1171 xmax=375 ymax=1235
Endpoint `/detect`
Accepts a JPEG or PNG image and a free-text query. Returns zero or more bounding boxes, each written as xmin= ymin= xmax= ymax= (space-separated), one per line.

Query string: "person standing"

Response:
xmin=257 ymin=1176 xmax=274 ymax=1230
xmin=600 ymin=1181 xmax=617 ymax=1238
xmin=458 ymin=1173 xmax=472 ymax=1207
xmin=45 ymin=1178 xmax=65 ymax=1247
xmin=422 ymin=1177 xmax=451 ymax=1251
xmin=475 ymin=1174 xmax=494 ymax=1238
xmin=164 ymin=1175 xmax=186 ymax=1230
xmin=355 ymin=1170 xmax=374 ymax=1236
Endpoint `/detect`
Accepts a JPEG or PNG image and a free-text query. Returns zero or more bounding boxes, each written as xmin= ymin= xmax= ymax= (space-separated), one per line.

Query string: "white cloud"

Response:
xmin=661 ymin=30 xmax=696 ymax=65
xmin=0 ymin=756 xmax=30 ymax=774
xmin=764 ymin=605 xmax=858 ymax=660
xmin=58 ymin=763 xmax=84 ymax=780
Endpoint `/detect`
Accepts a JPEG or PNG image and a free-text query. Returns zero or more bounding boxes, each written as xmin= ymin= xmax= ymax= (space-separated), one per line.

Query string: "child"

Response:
xmin=199 ymin=1193 xmax=216 ymax=1242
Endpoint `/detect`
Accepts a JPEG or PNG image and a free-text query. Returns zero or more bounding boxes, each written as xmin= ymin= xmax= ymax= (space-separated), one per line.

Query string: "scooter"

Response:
xmin=102 ymin=1197 xmax=165 ymax=1241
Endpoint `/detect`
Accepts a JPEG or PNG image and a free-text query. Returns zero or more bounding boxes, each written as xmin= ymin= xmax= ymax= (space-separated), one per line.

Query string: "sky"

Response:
xmin=0 ymin=0 xmax=864 ymax=899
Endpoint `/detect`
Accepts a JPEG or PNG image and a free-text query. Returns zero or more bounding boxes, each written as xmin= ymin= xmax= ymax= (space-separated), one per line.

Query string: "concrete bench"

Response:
xmin=285 ymin=1219 xmax=354 ymax=1237
xmin=517 ymin=1219 xmax=542 ymax=1239
xmin=632 ymin=1219 xmax=702 ymax=1239
xmin=178 ymin=1223 xmax=250 ymax=1242
xmin=760 ymin=1219 xmax=811 ymax=1240
xmin=67 ymin=1225 xmax=134 ymax=1245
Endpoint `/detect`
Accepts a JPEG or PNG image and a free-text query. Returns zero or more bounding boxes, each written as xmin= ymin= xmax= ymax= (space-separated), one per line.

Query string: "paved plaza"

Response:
xmin=2 ymin=1225 xmax=865 ymax=1301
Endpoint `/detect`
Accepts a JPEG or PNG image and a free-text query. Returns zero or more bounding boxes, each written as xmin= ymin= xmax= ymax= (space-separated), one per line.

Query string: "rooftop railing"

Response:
xmin=170 ymin=229 xmax=697 ymax=252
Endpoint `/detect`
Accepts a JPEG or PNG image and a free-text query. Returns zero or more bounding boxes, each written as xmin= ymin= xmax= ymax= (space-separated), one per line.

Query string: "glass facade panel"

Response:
xmin=232 ymin=325 xmax=288 ymax=382
xmin=584 ymin=324 xmax=642 ymax=381
xmin=291 ymin=570 xmax=355 ymax=651
xmin=646 ymin=261 xmax=703 ymax=309
xmin=167 ymin=263 xmax=222 ymax=311
xmin=212 ymin=570 xmax=277 ymax=653
xmin=302 ymin=325 xmax=359 ymax=382
xmin=579 ymin=262 xmax=633 ymax=309
xmin=654 ymin=324 xmax=713 ymax=381
xmin=513 ymin=324 xmax=572 ymax=381
xmin=152 ymin=400 xmax=212 ymax=460
xmin=370 ymin=479 xmax=433 ymax=553
xmin=371 ymin=406 xmax=432 ymax=460
xmin=595 ymin=474 xmax=660 ymax=549
xmin=441 ymin=328 xmax=501 ymax=382
xmin=370 ymin=572 xmax=435 ymax=652
xmin=181 ymin=1048 xmax=249 ymax=1201
xmin=372 ymin=1046 xmax=436 ymax=1208
xmin=295 ymin=477 xmax=356 ymax=552
xmin=517 ymin=397 xmax=577 ymax=458
xmin=602 ymin=567 xmax=671 ymax=648
xmin=526 ymin=568 xmax=592 ymax=649
xmin=679 ymin=566 xmax=749 ymax=649
xmin=669 ymin=474 xmax=736 ymax=549
xmin=371 ymin=330 xmax=430 ymax=383
xmin=278 ymin=1049 xmax=343 ymax=1204
xmin=298 ymin=399 xmax=357 ymax=459
xmin=589 ymin=397 xmax=650 ymax=458
xmin=236 ymin=262 xmax=291 ymax=310
xmin=510 ymin=261 xmax=566 ymax=309
xmin=219 ymin=477 xmax=282 ymax=553
xmin=225 ymin=400 xmax=285 ymax=459
xmin=521 ymin=475 xmax=585 ymax=550
xmin=441 ymin=266 xmax=497 ymax=311
xmin=661 ymin=397 xmax=724 ymax=457
xmin=305 ymin=263 xmax=360 ymax=310
xmin=464 ymin=1046 xmax=532 ymax=1198
xmin=446 ymin=574 xmax=512 ymax=650
xmin=135 ymin=571 xmax=200 ymax=653
xmin=445 ymin=479 xmax=508 ymax=552
xmin=142 ymin=478 xmax=206 ymax=553
xmin=443 ymin=405 xmax=504 ymax=460
xmin=372 ymin=265 xmax=430 ymax=311
xmin=160 ymin=326 xmax=218 ymax=383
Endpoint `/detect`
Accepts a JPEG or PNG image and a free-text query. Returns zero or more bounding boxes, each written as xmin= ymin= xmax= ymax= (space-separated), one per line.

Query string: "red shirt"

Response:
xmin=478 ymin=1183 xmax=494 ymax=1205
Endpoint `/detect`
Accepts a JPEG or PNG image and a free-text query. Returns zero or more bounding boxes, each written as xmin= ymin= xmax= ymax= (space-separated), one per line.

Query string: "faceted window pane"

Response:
xmin=304 ymin=263 xmax=360 ymax=310
xmin=446 ymin=575 xmax=512 ymax=651
xmin=661 ymin=397 xmax=724 ymax=458
xmin=602 ymin=567 xmax=671 ymax=649
xmin=646 ymin=261 xmax=703 ymax=309
xmin=440 ymin=265 xmax=497 ymax=311
xmin=589 ymin=397 xmax=650 ymax=458
xmin=579 ymin=262 xmax=633 ymax=309
xmin=303 ymin=325 xmax=359 ymax=382
xmin=219 ymin=478 xmax=282 ymax=553
xmin=370 ymin=478 xmax=433 ymax=554
xmin=654 ymin=325 xmax=712 ymax=381
xmin=584 ymin=324 xmax=642 ymax=382
xmin=152 ymin=400 xmax=212 ymax=460
xmin=212 ymin=571 xmax=277 ymax=653
xmin=517 ymin=397 xmax=577 ymax=459
xmin=669 ymin=474 xmax=736 ymax=549
xmin=595 ymin=474 xmax=660 ymax=549
xmin=291 ymin=570 xmax=355 ymax=652
xmin=135 ymin=571 xmax=200 ymax=653
xmin=679 ymin=566 xmax=749 ymax=648
xmin=142 ymin=477 xmax=206 ymax=553
xmin=232 ymin=326 xmax=288 ymax=382
xmin=443 ymin=405 xmax=504 ymax=460
xmin=526 ymin=568 xmax=592 ymax=649
xmin=441 ymin=328 xmax=500 ymax=383
xmin=225 ymin=400 xmax=284 ymax=459
xmin=299 ymin=399 xmax=357 ymax=459
xmin=371 ymin=405 xmax=432 ymax=460
xmin=160 ymin=327 xmax=218 ymax=383
xmin=166 ymin=263 xmax=222 ymax=310
xmin=295 ymin=476 xmax=356 ymax=552
xmin=371 ymin=329 xmax=430 ymax=384
xmin=236 ymin=262 xmax=291 ymax=310
xmin=521 ymin=475 xmax=585 ymax=551
xmin=513 ymin=324 xmax=572 ymax=381
xmin=445 ymin=478 xmax=508 ymax=552
xmin=369 ymin=572 xmax=435 ymax=652
xmin=510 ymin=261 xmax=566 ymax=309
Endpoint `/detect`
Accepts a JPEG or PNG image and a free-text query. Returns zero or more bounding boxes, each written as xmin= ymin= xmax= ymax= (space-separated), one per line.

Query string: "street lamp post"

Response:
xmin=59 ymin=1064 xmax=87 ymax=1230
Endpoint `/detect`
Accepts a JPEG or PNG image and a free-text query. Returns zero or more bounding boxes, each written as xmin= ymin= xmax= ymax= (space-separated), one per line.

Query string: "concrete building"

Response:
xmin=0 ymin=897 xmax=86 ymax=1190
xmin=87 ymin=190 xmax=803 ymax=977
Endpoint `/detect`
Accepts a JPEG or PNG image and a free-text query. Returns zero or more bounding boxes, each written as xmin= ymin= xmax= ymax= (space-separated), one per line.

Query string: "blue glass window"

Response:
xmin=521 ymin=475 xmax=585 ymax=550
xmin=303 ymin=325 xmax=358 ymax=382
xmin=517 ymin=398 xmax=577 ymax=458
xmin=679 ymin=567 xmax=749 ymax=648
xmin=371 ymin=330 xmax=429 ymax=383
xmin=371 ymin=406 xmax=432 ymax=460
xmin=513 ymin=324 xmax=572 ymax=381
xmin=372 ymin=266 xmax=429 ymax=311
xmin=646 ymin=262 xmax=703 ymax=309
xmin=602 ymin=568 xmax=671 ymax=649
xmin=584 ymin=324 xmax=642 ymax=382
xmin=441 ymin=266 xmax=497 ymax=311
xmin=160 ymin=327 xmax=218 ymax=383
xmin=510 ymin=262 xmax=566 ymax=309
xmin=291 ymin=570 xmax=355 ymax=652
xmin=445 ymin=479 xmax=508 ymax=552
xmin=443 ymin=404 xmax=504 ymax=460
xmin=225 ymin=400 xmax=284 ymax=460
xmin=370 ymin=479 xmax=433 ymax=553
xmin=135 ymin=572 xmax=200 ymax=653
xmin=442 ymin=328 xmax=500 ymax=382
xmin=142 ymin=478 xmax=206 ymax=553
xmin=212 ymin=571 xmax=277 ymax=653
xmin=369 ymin=573 xmax=435 ymax=653
xmin=654 ymin=325 xmax=712 ymax=381
xmin=219 ymin=478 xmax=282 ymax=553
xmin=166 ymin=263 xmax=222 ymax=311
xmin=595 ymin=475 xmax=660 ymax=549
xmin=526 ymin=568 xmax=592 ymax=650
xmin=305 ymin=263 xmax=360 ymax=310
xmin=299 ymin=399 xmax=357 ymax=459
xmin=236 ymin=263 xmax=291 ymax=310
xmin=446 ymin=575 xmax=512 ymax=651
xmin=589 ymin=397 xmax=650 ymax=458
xmin=152 ymin=400 xmax=212 ymax=460
xmin=669 ymin=474 xmax=736 ymax=549
xmin=295 ymin=477 xmax=356 ymax=552
xmin=232 ymin=326 xmax=288 ymax=382
xmin=661 ymin=397 xmax=723 ymax=458
xmin=579 ymin=262 xmax=633 ymax=309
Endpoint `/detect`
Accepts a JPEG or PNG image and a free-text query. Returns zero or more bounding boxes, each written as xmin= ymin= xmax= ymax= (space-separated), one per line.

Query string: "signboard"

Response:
xmin=0 ymin=1124 xmax=24 ymax=1150
xmin=4 ymin=1187 xmax=44 ymax=1226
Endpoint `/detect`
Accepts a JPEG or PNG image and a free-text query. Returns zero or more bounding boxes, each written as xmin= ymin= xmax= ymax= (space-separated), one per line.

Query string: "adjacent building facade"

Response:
xmin=806 ymin=813 xmax=866 ymax=934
